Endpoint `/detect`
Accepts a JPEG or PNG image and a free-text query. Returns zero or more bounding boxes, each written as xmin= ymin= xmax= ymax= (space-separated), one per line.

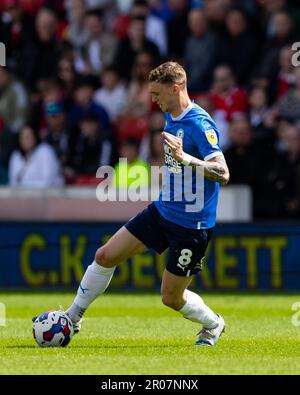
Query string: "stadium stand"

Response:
xmin=0 ymin=0 xmax=300 ymax=219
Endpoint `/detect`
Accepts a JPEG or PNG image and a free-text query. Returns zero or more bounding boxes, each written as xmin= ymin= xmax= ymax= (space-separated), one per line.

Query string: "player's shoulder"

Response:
xmin=188 ymin=103 xmax=218 ymax=132
xmin=187 ymin=104 xmax=220 ymax=148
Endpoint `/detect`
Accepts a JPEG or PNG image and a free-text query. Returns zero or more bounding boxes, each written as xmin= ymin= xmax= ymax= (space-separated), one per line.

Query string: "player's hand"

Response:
xmin=162 ymin=131 xmax=184 ymax=162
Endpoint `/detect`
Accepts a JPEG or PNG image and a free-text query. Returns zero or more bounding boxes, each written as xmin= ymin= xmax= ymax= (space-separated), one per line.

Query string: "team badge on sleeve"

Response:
xmin=205 ymin=129 xmax=218 ymax=145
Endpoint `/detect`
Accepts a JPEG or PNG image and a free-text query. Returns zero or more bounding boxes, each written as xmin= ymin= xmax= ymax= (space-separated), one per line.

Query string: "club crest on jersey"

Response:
xmin=205 ymin=129 xmax=218 ymax=146
xmin=176 ymin=129 xmax=184 ymax=139
xmin=201 ymin=119 xmax=211 ymax=129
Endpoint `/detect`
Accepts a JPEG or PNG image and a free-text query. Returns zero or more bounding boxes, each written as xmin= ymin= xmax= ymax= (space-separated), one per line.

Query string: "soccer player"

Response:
xmin=65 ymin=62 xmax=230 ymax=346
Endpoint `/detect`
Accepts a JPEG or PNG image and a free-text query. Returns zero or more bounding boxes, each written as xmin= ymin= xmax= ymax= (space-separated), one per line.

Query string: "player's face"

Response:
xmin=149 ymin=82 xmax=177 ymax=113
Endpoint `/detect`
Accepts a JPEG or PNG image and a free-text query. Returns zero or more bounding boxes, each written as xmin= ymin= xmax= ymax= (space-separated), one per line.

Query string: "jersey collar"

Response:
xmin=170 ymin=101 xmax=194 ymax=121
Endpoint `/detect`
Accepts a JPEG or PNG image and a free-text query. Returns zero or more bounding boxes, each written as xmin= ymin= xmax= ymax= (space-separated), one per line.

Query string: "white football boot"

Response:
xmin=195 ymin=314 xmax=225 ymax=346
xmin=65 ymin=312 xmax=84 ymax=334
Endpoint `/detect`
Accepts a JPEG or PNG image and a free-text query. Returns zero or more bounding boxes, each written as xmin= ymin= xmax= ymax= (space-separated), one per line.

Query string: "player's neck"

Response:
xmin=170 ymin=95 xmax=192 ymax=118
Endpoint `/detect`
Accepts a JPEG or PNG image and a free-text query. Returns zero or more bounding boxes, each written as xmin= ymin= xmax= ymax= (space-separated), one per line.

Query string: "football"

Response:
xmin=32 ymin=310 xmax=74 ymax=348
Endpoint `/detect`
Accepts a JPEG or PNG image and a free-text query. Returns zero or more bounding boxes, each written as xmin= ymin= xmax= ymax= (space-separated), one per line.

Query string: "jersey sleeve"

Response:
xmin=193 ymin=117 xmax=223 ymax=161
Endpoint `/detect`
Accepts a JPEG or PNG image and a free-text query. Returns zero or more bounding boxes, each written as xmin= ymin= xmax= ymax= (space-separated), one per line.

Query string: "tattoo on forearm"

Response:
xmin=203 ymin=162 xmax=227 ymax=183
xmin=188 ymin=156 xmax=230 ymax=185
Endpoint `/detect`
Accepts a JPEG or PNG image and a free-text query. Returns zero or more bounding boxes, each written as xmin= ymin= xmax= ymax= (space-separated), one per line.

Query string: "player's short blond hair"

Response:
xmin=148 ymin=62 xmax=186 ymax=87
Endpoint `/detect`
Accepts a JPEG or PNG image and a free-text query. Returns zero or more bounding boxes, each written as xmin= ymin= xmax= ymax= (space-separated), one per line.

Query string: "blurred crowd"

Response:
xmin=0 ymin=0 xmax=300 ymax=219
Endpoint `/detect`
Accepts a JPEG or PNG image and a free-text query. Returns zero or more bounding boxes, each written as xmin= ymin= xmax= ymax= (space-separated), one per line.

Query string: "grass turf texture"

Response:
xmin=0 ymin=293 xmax=300 ymax=375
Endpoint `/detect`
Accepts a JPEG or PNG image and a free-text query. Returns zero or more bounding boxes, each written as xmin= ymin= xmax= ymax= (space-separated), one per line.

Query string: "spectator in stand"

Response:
xmin=254 ymin=123 xmax=300 ymax=219
xmin=258 ymin=0 xmax=287 ymax=13
xmin=69 ymin=77 xmax=110 ymax=131
xmin=75 ymin=9 xmax=118 ymax=76
xmin=278 ymin=124 xmax=300 ymax=217
xmin=94 ymin=66 xmax=128 ymax=123
xmin=70 ymin=114 xmax=113 ymax=181
xmin=0 ymin=0 xmax=35 ymax=68
xmin=257 ymin=0 xmax=289 ymax=35
xmin=148 ymin=126 xmax=165 ymax=167
xmin=116 ymin=51 xmax=155 ymax=144
xmin=43 ymin=101 xmax=71 ymax=171
xmin=38 ymin=79 xmax=63 ymax=104
xmin=273 ymin=118 xmax=298 ymax=154
xmin=275 ymin=46 xmax=296 ymax=99
xmin=256 ymin=44 xmax=297 ymax=104
xmin=215 ymin=7 xmax=257 ymax=85
xmin=84 ymin=0 xmax=117 ymax=29
xmin=57 ymin=55 xmax=79 ymax=109
xmin=146 ymin=124 xmax=165 ymax=191
xmin=0 ymin=125 xmax=15 ymax=184
xmin=66 ymin=0 xmax=89 ymax=50
xmin=277 ymin=67 xmax=300 ymax=123
xmin=167 ymin=0 xmax=189 ymax=60
xmin=139 ymin=110 xmax=165 ymax=163
xmin=30 ymin=79 xmax=63 ymax=133
xmin=115 ymin=0 xmax=134 ymax=15
xmin=267 ymin=9 xmax=295 ymax=43
xmin=4 ymin=0 xmax=45 ymax=16
xmin=113 ymin=15 xmax=160 ymax=81
xmin=254 ymin=10 xmax=296 ymax=100
xmin=148 ymin=0 xmax=174 ymax=22
xmin=209 ymin=65 xmax=248 ymax=123
xmin=248 ymin=86 xmax=274 ymax=143
xmin=224 ymin=117 xmax=262 ymax=190
xmin=0 ymin=66 xmax=29 ymax=134
xmin=291 ymin=1 xmax=300 ymax=36
xmin=42 ymin=1 xmax=68 ymax=38
xmin=203 ymin=0 xmax=233 ymax=33
xmin=184 ymin=8 xmax=216 ymax=91
xmin=114 ymin=137 xmax=150 ymax=188
xmin=17 ymin=7 xmax=61 ymax=89
xmin=8 ymin=125 xmax=64 ymax=187
xmin=124 ymin=51 xmax=155 ymax=118
xmin=130 ymin=0 xmax=168 ymax=56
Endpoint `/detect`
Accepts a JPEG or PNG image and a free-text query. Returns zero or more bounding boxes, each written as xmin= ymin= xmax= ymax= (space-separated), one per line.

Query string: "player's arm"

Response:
xmin=162 ymin=131 xmax=230 ymax=185
xmin=193 ymin=154 xmax=230 ymax=185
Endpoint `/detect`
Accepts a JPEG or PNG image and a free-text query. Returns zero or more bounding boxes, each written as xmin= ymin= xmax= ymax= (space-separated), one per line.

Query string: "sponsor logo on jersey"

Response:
xmin=205 ymin=129 xmax=218 ymax=146
xmin=164 ymin=143 xmax=182 ymax=174
xmin=176 ymin=128 xmax=184 ymax=139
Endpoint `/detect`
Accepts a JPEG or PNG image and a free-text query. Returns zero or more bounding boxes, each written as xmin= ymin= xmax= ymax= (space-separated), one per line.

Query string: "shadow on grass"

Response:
xmin=71 ymin=344 xmax=191 ymax=350
xmin=0 ymin=345 xmax=36 ymax=349
xmin=3 ymin=344 xmax=190 ymax=350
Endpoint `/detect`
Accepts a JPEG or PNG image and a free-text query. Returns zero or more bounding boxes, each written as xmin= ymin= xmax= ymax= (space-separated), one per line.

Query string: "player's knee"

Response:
xmin=95 ymin=246 xmax=116 ymax=268
xmin=161 ymin=293 xmax=182 ymax=311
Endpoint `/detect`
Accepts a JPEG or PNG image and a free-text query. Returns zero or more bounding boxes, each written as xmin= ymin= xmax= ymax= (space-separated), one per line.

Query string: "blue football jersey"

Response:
xmin=154 ymin=102 xmax=223 ymax=229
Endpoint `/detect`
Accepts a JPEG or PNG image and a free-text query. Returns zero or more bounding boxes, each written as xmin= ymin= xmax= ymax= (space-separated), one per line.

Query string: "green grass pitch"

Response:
xmin=0 ymin=292 xmax=300 ymax=375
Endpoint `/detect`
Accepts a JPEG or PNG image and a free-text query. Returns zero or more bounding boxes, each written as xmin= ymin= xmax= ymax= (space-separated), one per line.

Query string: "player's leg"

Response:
xmin=161 ymin=269 xmax=219 ymax=326
xmin=161 ymin=269 xmax=225 ymax=346
xmin=66 ymin=226 xmax=146 ymax=324
xmin=95 ymin=224 xmax=147 ymax=267
xmin=67 ymin=203 xmax=168 ymax=327
xmin=162 ymin=226 xmax=225 ymax=346
xmin=161 ymin=269 xmax=192 ymax=310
